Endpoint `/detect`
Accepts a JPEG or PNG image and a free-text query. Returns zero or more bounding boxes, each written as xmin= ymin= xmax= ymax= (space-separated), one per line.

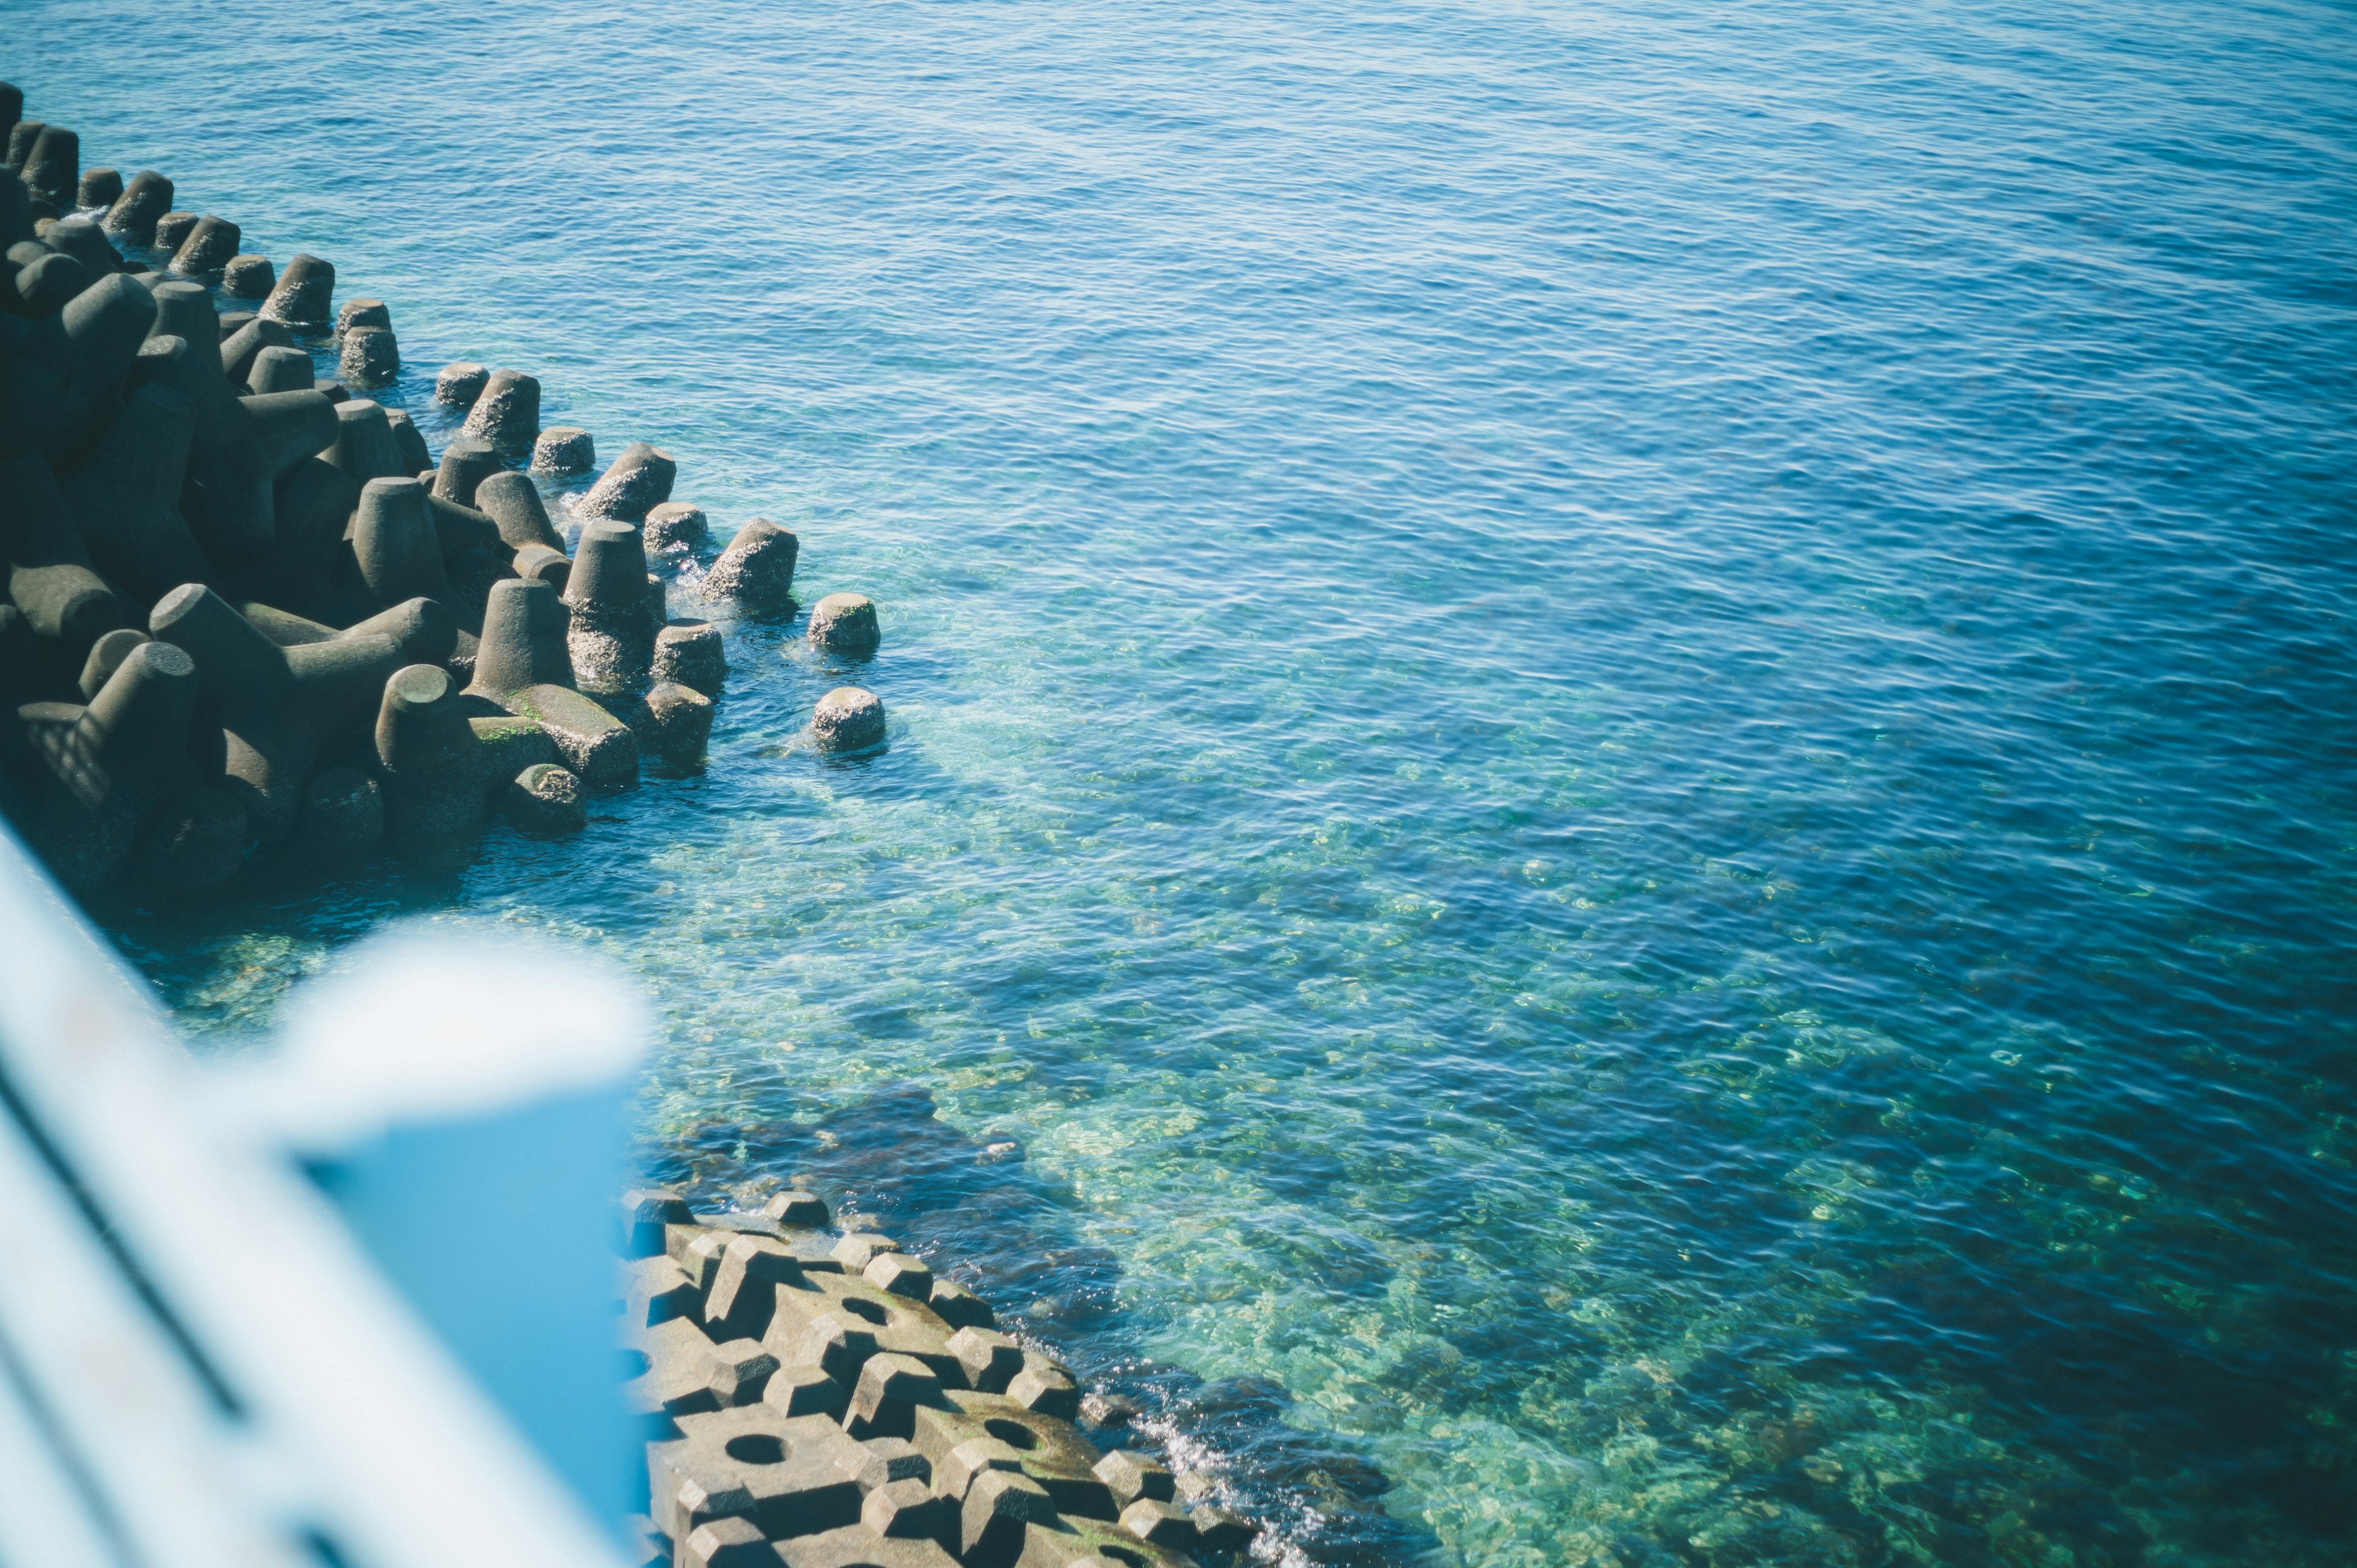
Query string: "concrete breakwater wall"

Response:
xmin=0 ymin=81 xmax=891 ymax=898
xmin=624 ymin=1184 xmax=1263 ymax=1568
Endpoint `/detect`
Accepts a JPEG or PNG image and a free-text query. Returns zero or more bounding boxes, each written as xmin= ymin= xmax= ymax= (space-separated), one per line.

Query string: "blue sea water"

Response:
xmin=14 ymin=0 xmax=2357 ymax=1561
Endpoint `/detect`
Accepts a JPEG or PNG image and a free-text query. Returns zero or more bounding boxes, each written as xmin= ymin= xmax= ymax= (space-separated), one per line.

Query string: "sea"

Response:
xmin=12 ymin=0 xmax=2357 ymax=1562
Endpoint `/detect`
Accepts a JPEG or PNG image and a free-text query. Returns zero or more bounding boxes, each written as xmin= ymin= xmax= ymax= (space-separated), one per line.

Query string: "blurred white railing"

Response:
xmin=0 ymin=821 xmax=634 ymax=1568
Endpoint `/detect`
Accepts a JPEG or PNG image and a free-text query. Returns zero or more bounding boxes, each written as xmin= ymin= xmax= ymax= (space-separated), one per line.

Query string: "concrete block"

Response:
xmin=1120 ymin=1500 xmax=1196 ymax=1553
xmin=934 ymin=1437 xmax=1023 ymax=1502
xmin=61 ymin=382 xmax=211 ymax=606
xmin=833 ymin=1234 xmax=899 ymax=1272
xmin=1187 ymin=1505 xmax=1252 ymax=1554
xmin=961 ymin=1468 xmax=1057 ymax=1568
xmin=928 ymin=1280 xmax=996 ymax=1332
xmin=650 ymin=619 xmax=728 ymax=695
xmin=20 ymin=639 xmax=198 ymax=890
xmin=220 ymin=312 xmax=295 ymax=384
xmin=762 ymin=1188 xmax=829 ymax=1229
xmin=625 ymin=1186 xmax=695 ymax=1256
xmin=149 ymin=279 xmax=220 ymax=373
xmin=1008 ymin=1360 xmax=1082 ymax=1423
xmin=15 ymin=251 xmax=90 ymax=314
xmin=1014 ymin=1516 xmax=1201 ymax=1568
xmin=679 ymin=1516 xmax=769 ymax=1568
xmin=777 ymin=1526 xmax=959 ymax=1568
xmin=5 ymin=120 xmax=42 ymax=172
xmin=948 ymin=1327 xmax=1023 ymax=1395
xmin=43 ymin=216 xmax=116 ymax=277
xmin=384 ymin=407 xmax=432 ymax=474
xmin=910 ymin=1389 xmax=1112 ymax=1520
xmin=76 ymin=628 xmax=151 ymax=701
xmin=846 ymin=1353 xmax=944 ymax=1441
xmin=863 ymin=1478 xmax=954 ymax=1542
xmin=706 ymin=1338 xmax=782 ymax=1408
xmin=628 ymin=1255 xmax=706 ymax=1332
xmin=807 ymin=593 xmax=880 ymax=658
xmin=763 ymin=1362 xmax=849 ymax=1421
xmin=703 ymin=517 xmax=798 ymax=609
xmin=653 ymin=1407 xmax=866 ymax=1543
xmin=706 ymin=1235 xmax=809 ymax=1343
xmin=811 ymin=687 xmax=885 ymax=754
xmin=845 ymin=1437 xmax=931 ymax=1494
xmin=433 ymin=437 xmax=505 ymax=507
xmin=865 ymin=1254 xmax=933 ymax=1302
xmin=322 ymin=397 xmax=411 ymax=485
xmin=1092 ymin=1451 xmax=1174 ymax=1511
xmin=513 ymin=544 xmax=571 ymax=596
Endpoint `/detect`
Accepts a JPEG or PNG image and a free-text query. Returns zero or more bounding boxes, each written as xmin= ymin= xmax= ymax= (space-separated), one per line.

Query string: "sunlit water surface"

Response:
xmin=15 ymin=1 xmax=2357 ymax=1562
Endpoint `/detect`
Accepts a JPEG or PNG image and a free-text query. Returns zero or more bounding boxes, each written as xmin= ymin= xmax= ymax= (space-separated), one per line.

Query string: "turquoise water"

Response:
xmin=17 ymin=0 xmax=2357 ymax=1561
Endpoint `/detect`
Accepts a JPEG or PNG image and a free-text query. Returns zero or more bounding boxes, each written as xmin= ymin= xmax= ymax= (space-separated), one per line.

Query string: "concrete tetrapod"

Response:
xmin=532 ymin=425 xmax=594 ymax=474
xmin=148 ymin=584 xmax=406 ymax=844
xmin=468 ymin=579 xmax=573 ymax=699
xmin=577 ymin=440 xmax=676 ymax=522
xmin=374 ymin=663 xmax=491 ymax=845
xmin=43 ymin=217 xmax=117 ymax=279
xmin=501 ymin=684 xmax=639 ymax=789
xmin=633 ymin=682 xmax=714 ymax=768
xmin=644 ymin=502 xmax=708 ymax=550
xmin=246 ymin=344 xmax=312 ymax=395
xmin=651 ymin=622 xmax=726 ymax=695
xmin=340 ymin=325 xmax=397 ymax=385
xmin=321 ymin=399 xmax=411 ymax=487
xmin=78 ymin=168 xmax=124 ymax=209
xmin=222 ymin=253 xmax=274 ymax=299
xmin=703 ymin=518 xmax=799 ymax=611
xmin=170 ymin=215 xmax=241 ymax=274
xmin=0 ymin=454 xmax=131 ymax=660
xmin=4 ymin=272 xmax=159 ymax=463
xmin=150 ymin=280 xmax=221 ymax=374
xmin=432 ymin=438 xmax=505 ymax=508
xmin=806 ymin=593 xmax=880 ymax=658
xmin=565 ymin=521 xmax=655 ymax=694
xmin=153 ymin=212 xmax=198 ymax=255
xmin=61 ymin=381 xmax=212 ymax=607
xmin=293 ymin=766 xmax=383 ymax=855
xmin=505 ymin=762 xmax=586 ymax=836
xmin=473 ymin=469 xmax=567 ymax=553
xmin=219 ymin=314 xmax=295 ymax=385
xmin=434 ymin=360 xmax=488 ymax=407
xmin=19 ymin=639 xmax=201 ymax=893
xmin=351 ymin=477 xmax=453 ymax=611
xmin=102 ymin=169 xmax=174 ymax=245
xmin=260 ymin=251 xmax=333 ymax=328
xmin=462 ymin=368 xmax=540 ymax=449
xmin=20 ymin=125 xmax=78 ymax=208
xmin=811 ymin=687 xmax=886 ymax=754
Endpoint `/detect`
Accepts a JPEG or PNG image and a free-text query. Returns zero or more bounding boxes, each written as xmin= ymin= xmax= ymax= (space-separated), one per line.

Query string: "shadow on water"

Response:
xmin=646 ymin=1082 xmax=1440 ymax=1568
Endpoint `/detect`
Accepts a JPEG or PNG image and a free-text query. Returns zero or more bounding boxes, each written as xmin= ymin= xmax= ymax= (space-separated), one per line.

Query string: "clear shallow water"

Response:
xmin=16 ymin=0 xmax=2357 ymax=1562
